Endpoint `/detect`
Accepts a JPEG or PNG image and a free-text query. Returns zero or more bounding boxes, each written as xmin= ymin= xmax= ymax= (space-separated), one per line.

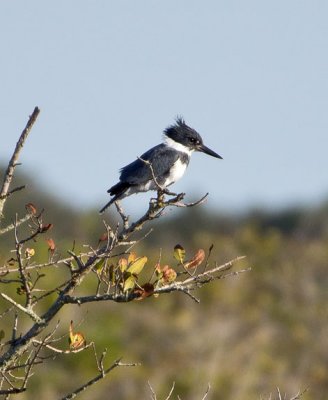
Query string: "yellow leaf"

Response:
xmin=128 ymin=252 xmax=137 ymax=264
xmin=69 ymin=321 xmax=85 ymax=350
xmin=123 ymin=275 xmax=136 ymax=292
xmin=174 ymin=244 xmax=185 ymax=264
xmin=25 ymin=248 xmax=35 ymax=258
xmin=118 ymin=258 xmax=128 ymax=272
xmin=127 ymin=256 xmax=147 ymax=275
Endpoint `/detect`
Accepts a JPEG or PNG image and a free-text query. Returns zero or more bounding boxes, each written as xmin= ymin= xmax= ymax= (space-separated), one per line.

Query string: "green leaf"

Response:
xmin=127 ymin=256 xmax=147 ymax=275
xmin=0 ymin=330 xmax=5 ymax=341
xmin=94 ymin=258 xmax=105 ymax=272
xmin=123 ymin=275 xmax=136 ymax=292
xmin=174 ymin=244 xmax=185 ymax=264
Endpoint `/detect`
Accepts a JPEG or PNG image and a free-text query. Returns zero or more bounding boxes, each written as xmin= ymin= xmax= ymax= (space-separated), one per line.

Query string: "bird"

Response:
xmin=99 ymin=117 xmax=222 ymax=214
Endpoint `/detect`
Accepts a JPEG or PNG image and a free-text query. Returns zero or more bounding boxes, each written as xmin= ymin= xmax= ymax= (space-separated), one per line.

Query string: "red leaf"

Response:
xmin=46 ymin=238 xmax=56 ymax=252
xmin=98 ymin=232 xmax=108 ymax=243
xmin=184 ymin=249 xmax=206 ymax=269
xmin=161 ymin=265 xmax=177 ymax=283
xmin=25 ymin=203 xmax=37 ymax=215
xmin=40 ymin=223 xmax=53 ymax=233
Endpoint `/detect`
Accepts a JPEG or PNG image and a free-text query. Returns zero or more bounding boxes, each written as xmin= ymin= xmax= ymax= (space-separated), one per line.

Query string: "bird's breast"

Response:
xmin=164 ymin=159 xmax=188 ymax=186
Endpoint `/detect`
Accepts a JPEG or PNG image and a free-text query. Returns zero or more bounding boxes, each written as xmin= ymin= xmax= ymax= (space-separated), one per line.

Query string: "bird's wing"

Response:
xmin=119 ymin=144 xmax=179 ymax=185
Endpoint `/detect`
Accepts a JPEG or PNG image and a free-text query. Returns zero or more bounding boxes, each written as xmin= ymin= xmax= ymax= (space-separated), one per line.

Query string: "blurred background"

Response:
xmin=1 ymin=1 xmax=328 ymax=399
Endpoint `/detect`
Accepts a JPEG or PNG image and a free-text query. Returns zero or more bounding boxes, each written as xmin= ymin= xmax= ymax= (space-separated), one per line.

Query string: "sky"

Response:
xmin=1 ymin=1 xmax=327 ymax=215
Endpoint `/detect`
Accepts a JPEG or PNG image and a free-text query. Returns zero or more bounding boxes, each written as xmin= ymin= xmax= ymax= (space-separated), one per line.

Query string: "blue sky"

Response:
xmin=1 ymin=1 xmax=327 ymax=214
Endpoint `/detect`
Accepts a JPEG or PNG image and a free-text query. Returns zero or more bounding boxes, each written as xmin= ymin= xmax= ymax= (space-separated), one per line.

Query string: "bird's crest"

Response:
xmin=175 ymin=115 xmax=186 ymax=127
xmin=164 ymin=116 xmax=187 ymax=137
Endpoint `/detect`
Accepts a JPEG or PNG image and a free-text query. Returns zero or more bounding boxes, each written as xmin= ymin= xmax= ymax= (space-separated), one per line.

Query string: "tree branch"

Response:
xmin=60 ymin=359 xmax=140 ymax=400
xmin=0 ymin=106 xmax=40 ymax=220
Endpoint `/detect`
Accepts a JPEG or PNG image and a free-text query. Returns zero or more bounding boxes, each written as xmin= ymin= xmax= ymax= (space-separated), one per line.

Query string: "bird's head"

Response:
xmin=164 ymin=117 xmax=222 ymax=159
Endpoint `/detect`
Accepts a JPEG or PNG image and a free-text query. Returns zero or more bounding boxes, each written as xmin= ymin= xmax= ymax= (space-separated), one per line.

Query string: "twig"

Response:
xmin=114 ymin=201 xmax=129 ymax=230
xmin=60 ymin=359 xmax=140 ymax=400
xmin=10 ymin=314 xmax=18 ymax=347
xmin=138 ymin=157 xmax=164 ymax=192
xmin=0 ymin=387 xmax=26 ymax=395
xmin=289 ymin=388 xmax=309 ymax=400
xmin=168 ymin=192 xmax=209 ymax=208
xmin=165 ymin=381 xmax=175 ymax=400
xmin=0 ymin=213 xmax=33 ymax=236
xmin=179 ymin=288 xmax=200 ymax=303
xmin=201 ymin=384 xmax=211 ymax=400
xmin=2 ymin=185 xmax=26 ymax=199
xmin=14 ymin=216 xmax=33 ymax=308
xmin=0 ymin=106 xmax=40 ymax=219
xmin=0 ymin=293 xmax=44 ymax=324
xmin=32 ymin=340 xmax=94 ymax=355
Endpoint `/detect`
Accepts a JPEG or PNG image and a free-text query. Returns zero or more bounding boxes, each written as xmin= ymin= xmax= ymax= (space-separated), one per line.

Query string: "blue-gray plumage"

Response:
xmin=99 ymin=117 xmax=222 ymax=213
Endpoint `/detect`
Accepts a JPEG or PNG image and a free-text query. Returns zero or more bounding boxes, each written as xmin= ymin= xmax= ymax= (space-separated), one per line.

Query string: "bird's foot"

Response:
xmin=162 ymin=188 xmax=178 ymax=196
xmin=156 ymin=191 xmax=165 ymax=208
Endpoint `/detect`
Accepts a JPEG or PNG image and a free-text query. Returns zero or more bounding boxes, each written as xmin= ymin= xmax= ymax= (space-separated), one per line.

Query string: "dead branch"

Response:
xmin=0 ymin=213 xmax=33 ymax=236
xmin=60 ymin=359 xmax=140 ymax=400
xmin=0 ymin=107 xmax=40 ymax=220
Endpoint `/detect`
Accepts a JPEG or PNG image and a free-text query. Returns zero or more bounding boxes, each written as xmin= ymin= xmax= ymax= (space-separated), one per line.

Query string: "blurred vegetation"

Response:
xmin=1 ymin=167 xmax=327 ymax=399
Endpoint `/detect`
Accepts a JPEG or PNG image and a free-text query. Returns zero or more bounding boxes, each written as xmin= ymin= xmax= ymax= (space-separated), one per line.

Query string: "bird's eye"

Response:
xmin=189 ymin=137 xmax=196 ymax=143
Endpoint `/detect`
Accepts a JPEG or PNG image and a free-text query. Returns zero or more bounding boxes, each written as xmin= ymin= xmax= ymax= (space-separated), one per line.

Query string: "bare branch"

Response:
xmin=60 ymin=359 xmax=140 ymax=400
xmin=201 ymin=384 xmax=211 ymax=400
xmin=32 ymin=340 xmax=94 ymax=355
xmin=165 ymin=381 xmax=176 ymax=400
xmin=0 ymin=107 xmax=40 ymax=220
xmin=289 ymin=388 xmax=309 ymax=400
xmin=138 ymin=156 xmax=164 ymax=192
xmin=168 ymin=192 xmax=209 ymax=208
xmin=0 ymin=213 xmax=33 ymax=236
xmin=0 ymin=293 xmax=43 ymax=324
xmin=114 ymin=201 xmax=129 ymax=230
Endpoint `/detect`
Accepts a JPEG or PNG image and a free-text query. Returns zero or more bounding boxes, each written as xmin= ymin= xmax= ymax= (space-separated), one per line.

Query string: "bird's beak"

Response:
xmin=198 ymin=144 xmax=223 ymax=159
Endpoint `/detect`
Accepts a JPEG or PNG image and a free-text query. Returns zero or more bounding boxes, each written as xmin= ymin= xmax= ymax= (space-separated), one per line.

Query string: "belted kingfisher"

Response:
xmin=99 ymin=117 xmax=222 ymax=214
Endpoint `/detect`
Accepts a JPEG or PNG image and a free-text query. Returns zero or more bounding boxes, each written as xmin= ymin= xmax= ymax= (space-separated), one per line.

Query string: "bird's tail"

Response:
xmin=99 ymin=197 xmax=116 ymax=214
xmin=99 ymin=182 xmax=129 ymax=214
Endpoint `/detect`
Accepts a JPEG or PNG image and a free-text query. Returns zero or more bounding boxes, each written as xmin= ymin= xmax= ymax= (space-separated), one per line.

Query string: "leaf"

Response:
xmin=69 ymin=321 xmax=85 ymax=350
xmin=25 ymin=248 xmax=35 ymax=259
xmin=6 ymin=257 xmax=17 ymax=266
xmin=154 ymin=263 xmax=161 ymax=276
xmin=25 ymin=203 xmax=37 ymax=215
xmin=46 ymin=238 xmax=56 ymax=252
xmin=184 ymin=249 xmax=206 ymax=269
xmin=108 ymin=264 xmax=115 ymax=284
xmin=41 ymin=223 xmax=53 ymax=233
xmin=94 ymin=258 xmax=105 ymax=273
xmin=16 ymin=285 xmax=25 ymax=295
xmin=123 ymin=275 xmax=136 ymax=292
xmin=118 ymin=257 xmax=128 ymax=272
xmin=128 ymin=252 xmax=137 ymax=264
xmin=174 ymin=244 xmax=185 ymax=264
xmin=161 ymin=265 xmax=177 ymax=283
xmin=0 ymin=330 xmax=5 ymax=341
xmin=98 ymin=232 xmax=108 ymax=243
xmin=127 ymin=256 xmax=147 ymax=275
